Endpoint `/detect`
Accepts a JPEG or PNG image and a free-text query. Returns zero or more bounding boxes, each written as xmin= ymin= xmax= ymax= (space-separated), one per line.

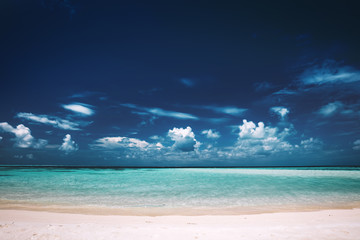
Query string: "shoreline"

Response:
xmin=1 ymin=199 xmax=360 ymax=216
xmin=1 ymin=209 xmax=360 ymax=239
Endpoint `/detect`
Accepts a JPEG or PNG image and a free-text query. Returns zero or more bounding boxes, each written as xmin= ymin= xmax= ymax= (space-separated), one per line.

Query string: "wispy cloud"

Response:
xmin=272 ymin=88 xmax=298 ymax=95
xmin=353 ymin=139 xmax=360 ymax=150
xmin=299 ymin=60 xmax=360 ymax=86
xmin=254 ymin=81 xmax=274 ymax=92
xmin=69 ymin=91 xmax=107 ymax=101
xmin=16 ymin=112 xmax=81 ymax=130
xmin=317 ymin=101 xmax=344 ymax=117
xmin=0 ymin=122 xmax=48 ymax=148
xmin=180 ymin=78 xmax=195 ymax=87
xmin=121 ymin=104 xmax=199 ymax=120
xmin=317 ymin=101 xmax=360 ymax=118
xmin=206 ymin=118 xmax=230 ymax=124
xmin=271 ymin=60 xmax=360 ymax=99
xmin=199 ymin=105 xmax=247 ymax=116
xmin=62 ymin=103 xmax=95 ymax=116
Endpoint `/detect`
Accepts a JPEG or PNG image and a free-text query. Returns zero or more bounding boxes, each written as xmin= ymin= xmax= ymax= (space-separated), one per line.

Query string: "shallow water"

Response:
xmin=0 ymin=167 xmax=360 ymax=209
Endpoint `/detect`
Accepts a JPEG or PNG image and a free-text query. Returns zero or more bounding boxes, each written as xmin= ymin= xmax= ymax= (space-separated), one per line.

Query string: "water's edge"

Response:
xmin=1 ymin=167 xmax=360 ymax=215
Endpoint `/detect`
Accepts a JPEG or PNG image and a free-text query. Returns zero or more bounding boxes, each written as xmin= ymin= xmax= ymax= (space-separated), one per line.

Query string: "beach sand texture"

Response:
xmin=1 ymin=209 xmax=360 ymax=240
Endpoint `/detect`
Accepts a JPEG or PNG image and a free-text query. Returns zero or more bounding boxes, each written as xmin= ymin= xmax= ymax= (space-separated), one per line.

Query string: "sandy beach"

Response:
xmin=1 ymin=208 xmax=360 ymax=240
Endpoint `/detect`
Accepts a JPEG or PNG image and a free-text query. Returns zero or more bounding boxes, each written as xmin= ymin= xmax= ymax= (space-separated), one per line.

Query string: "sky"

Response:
xmin=0 ymin=0 xmax=359 ymax=166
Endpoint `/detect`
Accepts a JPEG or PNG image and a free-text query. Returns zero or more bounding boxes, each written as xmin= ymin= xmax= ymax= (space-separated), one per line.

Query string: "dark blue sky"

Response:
xmin=1 ymin=0 xmax=359 ymax=166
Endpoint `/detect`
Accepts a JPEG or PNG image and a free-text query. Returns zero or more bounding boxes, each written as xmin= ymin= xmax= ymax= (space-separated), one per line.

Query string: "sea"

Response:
xmin=1 ymin=166 xmax=360 ymax=214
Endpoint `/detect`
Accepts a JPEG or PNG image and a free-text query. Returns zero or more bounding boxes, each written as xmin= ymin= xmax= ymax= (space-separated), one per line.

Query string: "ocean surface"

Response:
xmin=1 ymin=167 xmax=360 ymax=212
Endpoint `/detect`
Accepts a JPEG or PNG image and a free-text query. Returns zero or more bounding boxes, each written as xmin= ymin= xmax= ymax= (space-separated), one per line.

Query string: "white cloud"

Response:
xmin=93 ymin=136 xmax=162 ymax=150
xmin=91 ymin=135 xmax=165 ymax=162
xmin=300 ymin=60 xmax=360 ymax=86
xmin=155 ymin=142 xmax=164 ymax=149
xmin=0 ymin=136 xmax=2 ymax=142
xmin=59 ymin=134 xmax=79 ymax=154
xmin=180 ymin=78 xmax=195 ymax=87
xmin=12 ymin=124 xmax=35 ymax=148
xmin=270 ymin=107 xmax=289 ymax=120
xmin=234 ymin=119 xmax=293 ymax=156
xmin=353 ymin=139 xmax=360 ymax=150
xmin=148 ymin=108 xmax=197 ymax=119
xmin=299 ymin=138 xmax=323 ymax=150
xmin=168 ymin=126 xmax=199 ymax=152
xmin=0 ymin=122 xmax=47 ymax=148
xmin=0 ymin=122 xmax=14 ymax=132
xmin=149 ymin=135 xmax=165 ymax=142
xmin=239 ymin=120 xmax=267 ymax=139
xmin=201 ymin=129 xmax=220 ymax=139
xmin=149 ymin=135 xmax=161 ymax=140
xmin=17 ymin=112 xmax=81 ymax=130
xmin=200 ymin=105 xmax=247 ymax=116
xmin=14 ymin=154 xmax=34 ymax=159
xmin=62 ymin=103 xmax=95 ymax=116
xmin=121 ymin=104 xmax=198 ymax=120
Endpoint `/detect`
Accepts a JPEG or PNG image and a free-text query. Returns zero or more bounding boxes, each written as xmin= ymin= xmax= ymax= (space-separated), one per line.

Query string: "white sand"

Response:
xmin=1 ymin=209 xmax=360 ymax=240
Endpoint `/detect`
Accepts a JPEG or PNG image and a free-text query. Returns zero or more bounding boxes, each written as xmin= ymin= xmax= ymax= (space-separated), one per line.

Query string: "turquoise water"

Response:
xmin=0 ymin=167 xmax=360 ymax=209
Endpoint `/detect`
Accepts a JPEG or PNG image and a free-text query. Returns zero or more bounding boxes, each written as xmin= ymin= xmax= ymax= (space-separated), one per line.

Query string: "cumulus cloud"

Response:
xmin=121 ymin=104 xmax=198 ymax=120
xmin=234 ymin=120 xmax=293 ymax=156
xmin=91 ymin=135 xmax=165 ymax=162
xmin=168 ymin=126 xmax=199 ymax=152
xmin=92 ymin=136 xmax=162 ymax=150
xmin=16 ymin=112 xmax=81 ymax=130
xmin=270 ymin=106 xmax=289 ymax=120
xmin=0 ymin=122 xmax=47 ymax=148
xmin=201 ymin=129 xmax=221 ymax=139
xmin=299 ymin=138 xmax=323 ymax=150
xmin=62 ymin=103 xmax=95 ymax=116
xmin=59 ymin=134 xmax=79 ymax=154
xmin=299 ymin=60 xmax=360 ymax=86
xmin=353 ymin=139 xmax=360 ymax=150
xmin=239 ymin=120 xmax=268 ymax=139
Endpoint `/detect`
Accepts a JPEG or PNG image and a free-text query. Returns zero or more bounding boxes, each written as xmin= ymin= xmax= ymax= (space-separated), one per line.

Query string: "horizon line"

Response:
xmin=1 ymin=165 xmax=359 ymax=169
